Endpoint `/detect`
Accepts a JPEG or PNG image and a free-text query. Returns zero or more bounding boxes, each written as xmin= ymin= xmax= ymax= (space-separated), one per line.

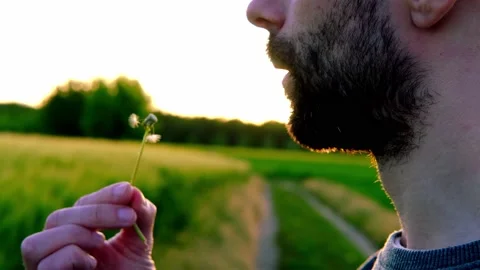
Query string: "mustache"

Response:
xmin=266 ymin=34 xmax=296 ymax=70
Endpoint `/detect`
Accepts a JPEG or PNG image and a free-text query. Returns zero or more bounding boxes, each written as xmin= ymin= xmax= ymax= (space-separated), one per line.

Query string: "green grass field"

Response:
xmin=0 ymin=133 xmax=264 ymax=270
xmin=2 ymin=133 xmax=399 ymax=270
xmin=271 ymin=184 xmax=365 ymax=269
xmin=304 ymin=179 xmax=401 ymax=248
xmin=202 ymin=145 xmax=394 ymax=211
xmin=204 ymin=145 xmax=399 ymax=268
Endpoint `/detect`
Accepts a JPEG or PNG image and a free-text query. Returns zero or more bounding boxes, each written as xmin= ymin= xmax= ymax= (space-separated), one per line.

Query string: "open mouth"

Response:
xmin=270 ymin=59 xmax=294 ymax=96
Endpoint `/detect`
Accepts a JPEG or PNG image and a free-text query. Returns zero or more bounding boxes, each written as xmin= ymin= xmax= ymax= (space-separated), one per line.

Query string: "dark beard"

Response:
xmin=267 ymin=0 xmax=433 ymax=162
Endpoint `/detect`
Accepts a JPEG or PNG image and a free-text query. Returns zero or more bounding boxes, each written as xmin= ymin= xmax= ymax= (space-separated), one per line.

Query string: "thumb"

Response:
xmin=119 ymin=187 xmax=157 ymax=250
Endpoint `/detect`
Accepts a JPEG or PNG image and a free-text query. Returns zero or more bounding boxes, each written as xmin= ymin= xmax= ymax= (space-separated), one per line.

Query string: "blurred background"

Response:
xmin=0 ymin=1 xmax=400 ymax=269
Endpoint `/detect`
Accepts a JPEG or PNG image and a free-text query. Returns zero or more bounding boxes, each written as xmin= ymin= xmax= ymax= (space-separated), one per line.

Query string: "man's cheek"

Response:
xmin=282 ymin=0 xmax=330 ymax=34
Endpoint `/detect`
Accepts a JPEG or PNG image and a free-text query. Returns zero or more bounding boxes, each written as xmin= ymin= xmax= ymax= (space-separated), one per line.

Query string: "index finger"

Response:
xmin=74 ymin=182 xmax=134 ymax=207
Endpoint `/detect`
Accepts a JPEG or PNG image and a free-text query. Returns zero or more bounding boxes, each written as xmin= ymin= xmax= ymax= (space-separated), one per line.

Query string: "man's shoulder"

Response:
xmin=357 ymin=249 xmax=381 ymax=270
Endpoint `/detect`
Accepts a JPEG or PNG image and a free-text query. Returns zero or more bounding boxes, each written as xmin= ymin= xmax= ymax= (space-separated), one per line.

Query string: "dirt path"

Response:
xmin=255 ymin=181 xmax=377 ymax=270
xmin=255 ymin=183 xmax=279 ymax=270
xmin=280 ymin=182 xmax=378 ymax=257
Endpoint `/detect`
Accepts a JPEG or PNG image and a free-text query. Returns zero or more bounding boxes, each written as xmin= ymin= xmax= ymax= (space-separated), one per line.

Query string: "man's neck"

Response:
xmin=374 ymin=24 xmax=480 ymax=249
xmin=377 ymin=92 xmax=480 ymax=250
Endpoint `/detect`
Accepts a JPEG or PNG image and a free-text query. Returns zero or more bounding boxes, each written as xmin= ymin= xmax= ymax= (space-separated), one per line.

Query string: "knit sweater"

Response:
xmin=358 ymin=230 xmax=480 ymax=270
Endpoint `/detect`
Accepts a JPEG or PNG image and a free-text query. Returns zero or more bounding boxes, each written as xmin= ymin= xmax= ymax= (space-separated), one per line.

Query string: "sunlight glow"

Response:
xmin=0 ymin=0 xmax=290 ymax=125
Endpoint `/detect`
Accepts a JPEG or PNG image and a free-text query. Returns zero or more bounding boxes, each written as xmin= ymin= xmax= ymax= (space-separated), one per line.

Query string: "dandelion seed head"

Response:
xmin=129 ymin=114 xmax=140 ymax=128
xmin=146 ymin=134 xmax=161 ymax=143
xmin=143 ymin=113 xmax=158 ymax=127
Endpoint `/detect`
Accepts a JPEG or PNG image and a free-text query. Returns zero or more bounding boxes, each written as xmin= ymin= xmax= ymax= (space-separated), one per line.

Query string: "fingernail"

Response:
xmin=93 ymin=232 xmax=105 ymax=245
xmin=117 ymin=208 xmax=135 ymax=222
xmin=114 ymin=183 xmax=129 ymax=198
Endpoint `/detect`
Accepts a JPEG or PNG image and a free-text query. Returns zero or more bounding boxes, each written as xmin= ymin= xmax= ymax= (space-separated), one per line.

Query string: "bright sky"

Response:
xmin=0 ymin=0 xmax=290 ymax=125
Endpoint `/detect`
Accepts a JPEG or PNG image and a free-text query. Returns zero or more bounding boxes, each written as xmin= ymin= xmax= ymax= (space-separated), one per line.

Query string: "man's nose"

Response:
xmin=246 ymin=0 xmax=286 ymax=33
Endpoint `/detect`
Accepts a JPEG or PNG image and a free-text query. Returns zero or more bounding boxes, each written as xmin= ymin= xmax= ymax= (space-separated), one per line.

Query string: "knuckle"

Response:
xmin=65 ymin=224 xmax=89 ymax=239
xmin=67 ymin=245 xmax=94 ymax=269
xmin=150 ymin=202 xmax=157 ymax=216
xmin=44 ymin=214 xmax=56 ymax=229
xmin=38 ymin=245 xmax=90 ymax=270
xmin=20 ymin=237 xmax=36 ymax=258
xmin=93 ymin=205 xmax=103 ymax=224
xmin=45 ymin=209 xmax=63 ymax=229
xmin=37 ymin=260 xmax=51 ymax=270
xmin=74 ymin=195 xmax=87 ymax=206
xmin=86 ymin=205 xmax=107 ymax=225
xmin=67 ymin=245 xmax=84 ymax=262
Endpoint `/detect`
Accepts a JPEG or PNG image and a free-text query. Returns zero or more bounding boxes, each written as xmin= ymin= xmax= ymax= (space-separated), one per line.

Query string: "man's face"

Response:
xmin=247 ymin=0 xmax=433 ymax=161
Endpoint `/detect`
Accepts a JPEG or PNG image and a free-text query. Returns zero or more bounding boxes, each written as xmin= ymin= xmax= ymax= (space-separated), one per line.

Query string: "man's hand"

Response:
xmin=21 ymin=182 xmax=157 ymax=270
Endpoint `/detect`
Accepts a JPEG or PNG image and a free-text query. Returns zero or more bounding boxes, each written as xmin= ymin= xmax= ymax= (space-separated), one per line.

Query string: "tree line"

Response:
xmin=0 ymin=76 xmax=301 ymax=150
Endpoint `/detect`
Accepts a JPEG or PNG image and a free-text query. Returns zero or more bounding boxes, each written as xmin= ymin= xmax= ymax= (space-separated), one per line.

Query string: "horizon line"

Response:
xmin=0 ymin=100 xmax=288 ymax=127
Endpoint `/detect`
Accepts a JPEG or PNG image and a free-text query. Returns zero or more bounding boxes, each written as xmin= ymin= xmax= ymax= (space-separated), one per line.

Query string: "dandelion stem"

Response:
xmin=129 ymin=127 xmax=150 ymax=244
xmin=133 ymin=223 xmax=146 ymax=243
xmin=131 ymin=128 xmax=150 ymax=186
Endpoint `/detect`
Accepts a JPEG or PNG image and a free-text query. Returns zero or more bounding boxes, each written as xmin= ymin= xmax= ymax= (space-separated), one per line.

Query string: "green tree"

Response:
xmin=77 ymin=76 xmax=152 ymax=139
xmin=39 ymin=81 xmax=87 ymax=136
xmin=110 ymin=76 xmax=152 ymax=139
xmin=0 ymin=103 xmax=41 ymax=133
xmin=80 ymin=79 xmax=116 ymax=138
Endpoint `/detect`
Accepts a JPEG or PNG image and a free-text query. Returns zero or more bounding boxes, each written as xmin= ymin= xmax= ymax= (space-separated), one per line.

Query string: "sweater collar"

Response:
xmin=376 ymin=230 xmax=480 ymax=269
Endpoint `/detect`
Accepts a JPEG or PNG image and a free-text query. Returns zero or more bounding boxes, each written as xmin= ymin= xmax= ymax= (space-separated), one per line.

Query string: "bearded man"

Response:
xmin=246 ymin=0 xmax=480 ymax=269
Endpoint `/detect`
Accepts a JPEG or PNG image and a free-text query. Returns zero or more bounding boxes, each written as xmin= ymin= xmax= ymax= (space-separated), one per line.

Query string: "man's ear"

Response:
xmin=407 ymin=0 xmax=458 ymax=28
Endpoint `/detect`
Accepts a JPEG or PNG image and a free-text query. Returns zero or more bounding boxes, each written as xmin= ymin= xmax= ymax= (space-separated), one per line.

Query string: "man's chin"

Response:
xmin=286 ymin=124 xmax=338 ymax=154
xmin=286 ymin=113 xmax=328 ymax=153
xmin=287 ymin=124 xmax=366 ymax=155
xmin=286 ymin=109 xmax=372 ymax=155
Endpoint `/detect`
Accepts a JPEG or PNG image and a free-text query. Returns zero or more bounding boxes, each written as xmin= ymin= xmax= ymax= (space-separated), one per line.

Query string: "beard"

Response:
xmin=267 ymin=0 xmax=433 ymax=162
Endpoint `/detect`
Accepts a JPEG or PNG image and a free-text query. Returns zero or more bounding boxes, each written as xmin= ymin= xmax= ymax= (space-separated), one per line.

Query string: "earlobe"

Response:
xmin=407 ymin=0 xmax=457 ymax=28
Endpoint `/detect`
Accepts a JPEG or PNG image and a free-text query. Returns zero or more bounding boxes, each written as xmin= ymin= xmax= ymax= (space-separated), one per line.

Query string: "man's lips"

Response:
xmin=282 ymin=72 xmax=294 ymax=97
xmin=272 ymin=60 xmax=289 ymax=70
xmin=271 ymin=60 xmax=293 ymax=96
xmin=282 ymin=72 xmax=290 ymax=87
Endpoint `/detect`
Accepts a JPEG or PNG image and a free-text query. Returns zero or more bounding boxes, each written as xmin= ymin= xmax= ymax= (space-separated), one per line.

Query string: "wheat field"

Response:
xmin=0 ymin=133 xmax=265 ymax=270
